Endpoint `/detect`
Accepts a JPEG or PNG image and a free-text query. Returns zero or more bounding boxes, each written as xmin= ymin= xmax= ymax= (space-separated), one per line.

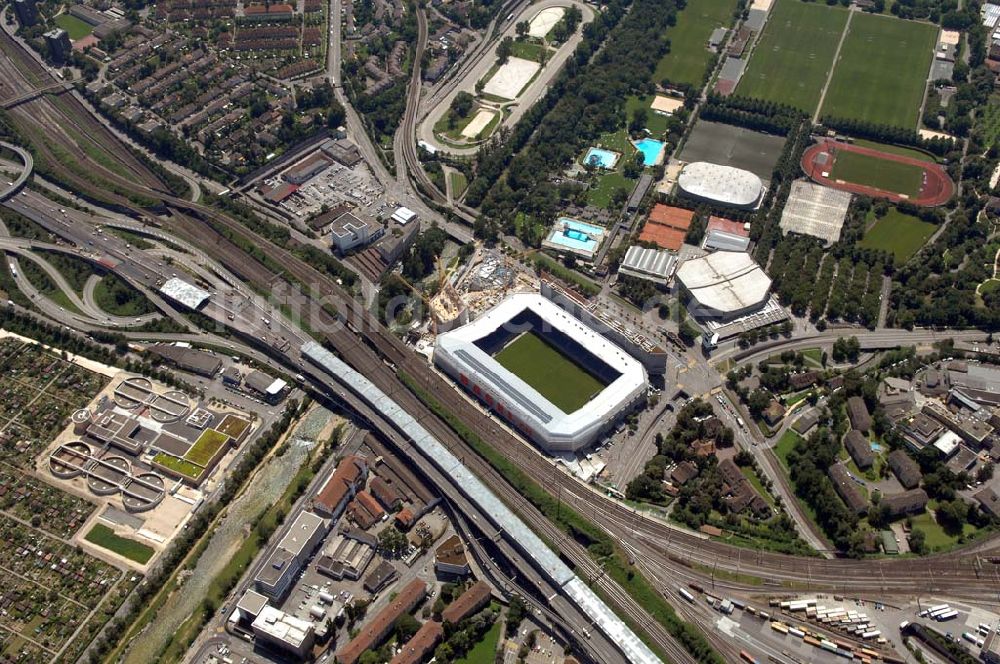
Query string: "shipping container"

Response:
xmin=861 ymin=630 xmax=881 ymax=639
xmin=788 ymin=628 xmax=805 ymax=638
xmin=771 ymin=622 xmax=789 ymax=634
xmin=803 ymin=636 xmax=822 ymax=647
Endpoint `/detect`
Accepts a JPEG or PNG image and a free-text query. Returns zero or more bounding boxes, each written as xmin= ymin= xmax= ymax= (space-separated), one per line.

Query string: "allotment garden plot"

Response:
xmin=819 ymin=12 xmax=937 ymax=128
xmin=735 ymin=0 xmax=848 ymax=112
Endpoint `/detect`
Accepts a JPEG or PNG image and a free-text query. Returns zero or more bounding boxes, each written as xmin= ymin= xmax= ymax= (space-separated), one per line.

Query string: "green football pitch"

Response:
xmin=830 ymin=150 xmax=924 ymax=197
xmin=820 ymin=12 xmax=937 ymax=128
xmin=734 ymin=0 xmax=848 ymax=112
xmin=859 ymin=208 xmax=936 ymax=264
xmin=493 ymin=331 xmax=606 ymax=413
xmin=654 ymin=0 xmax=739 ymax=86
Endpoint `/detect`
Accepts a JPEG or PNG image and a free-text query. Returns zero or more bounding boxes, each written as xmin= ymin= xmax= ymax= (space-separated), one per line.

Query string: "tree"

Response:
xmin=496 ymin=36 xmax=513 ymax=65
xmin=515 ymin=20 xmax=529 ymax=38
xmin=378 ymin=526 xmax=409 ymax=556
xmin=506 ymin=595 xmax=527 ymax=636
xmin=450 ymin=91 xmax=474 ymax=119
xmin=908 ymin=528 xmax=927 ymax=555
xmin=394 ymin=613 xmax=421 ymax=641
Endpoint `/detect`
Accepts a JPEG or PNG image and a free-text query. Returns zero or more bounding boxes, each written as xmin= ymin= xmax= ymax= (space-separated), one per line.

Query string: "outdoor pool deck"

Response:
xmin=542 ymin=217 xmax=608 ymax=261
xmin=583 ymin=147 xmax=621 ymax=170
xmin=634 ymin=138 xmax=666 ymax=167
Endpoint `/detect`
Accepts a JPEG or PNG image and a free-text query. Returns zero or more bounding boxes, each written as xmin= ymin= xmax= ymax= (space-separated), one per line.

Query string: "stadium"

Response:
xmin=434 ymin=293 xmax=648 ymax=453
xmin=677 ymin=161 xmax=764 ymax=209
xmin=675 ymin=252 xmax=772 ymax=321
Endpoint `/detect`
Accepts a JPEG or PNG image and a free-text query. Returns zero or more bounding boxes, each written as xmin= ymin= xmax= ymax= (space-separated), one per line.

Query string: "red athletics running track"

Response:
xmin=800 ymin=139 xmax=954 ymax=207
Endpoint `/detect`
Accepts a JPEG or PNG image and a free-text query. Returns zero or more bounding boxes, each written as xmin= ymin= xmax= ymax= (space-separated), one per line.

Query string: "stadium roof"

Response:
xmin=299 ymin=339 xmax=659 ymax=664
xmin=675 ymin=252 xmax=771 ymax=316
xmin=678 ymin=162 xmax=763 ymax=208
xmin=159 ymin=277 xmax=210 ymax=309
xmin=434 ymin=293 xmax=647 ymax=445
xmin=619 ymin=246 xmax=676 ymax=285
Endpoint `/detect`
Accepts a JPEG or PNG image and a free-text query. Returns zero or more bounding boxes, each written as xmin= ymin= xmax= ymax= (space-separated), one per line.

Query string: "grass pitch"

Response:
xmin=85 ymin=524 xmax=154 ymax=564
xmin=820 ymin=13 xmax=937 ymax=128
xmin=54 ymin=14 xmax=94 ymax=40
xmin=830 ymin=150 xmax=924 ymax=197
xmin=653 ymin=0 xmax=739 ymax=86
xmin=735 ymin=0 xmax=848 ymax=112
xmin=859 ymin=208 xmax=936 ymax=264
xmin=493 ymin=331 xmax=606 ymax=413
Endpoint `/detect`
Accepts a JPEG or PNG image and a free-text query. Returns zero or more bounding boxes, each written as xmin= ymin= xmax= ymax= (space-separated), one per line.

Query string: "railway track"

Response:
xmin=3 ymin=17 xmax=1000 ymax=620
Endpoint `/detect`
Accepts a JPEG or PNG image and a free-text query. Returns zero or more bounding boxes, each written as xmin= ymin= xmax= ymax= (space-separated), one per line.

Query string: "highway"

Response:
xmin=4 ymin=14 xmax=1000 ymax=661
xmin=0 ymin=140 xmax=32 ymax=201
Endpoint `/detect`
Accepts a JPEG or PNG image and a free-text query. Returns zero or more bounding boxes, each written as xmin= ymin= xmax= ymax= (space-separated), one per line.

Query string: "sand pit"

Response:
xmin=528 ymin=6 xmax=565 ymax=38
xmin=461 ymin=109 xmax=498 ymax=139
xmin=651 ymin=95 xmax=684 ymax=115
xmin=482 ymin=57 xmax=541 ymax=100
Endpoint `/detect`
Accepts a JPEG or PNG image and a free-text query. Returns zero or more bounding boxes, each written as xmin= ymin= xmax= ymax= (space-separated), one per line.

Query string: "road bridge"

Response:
xmin=1 ymin=81 xmax=71 ymax=109
xmin=0 ymin=141 xmax=32 ymax=201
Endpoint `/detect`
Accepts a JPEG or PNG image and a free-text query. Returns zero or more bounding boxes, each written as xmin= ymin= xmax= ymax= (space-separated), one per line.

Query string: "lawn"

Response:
xmin=740 ymin=466 xmax=775 ymax=507
xmin=859 ymin=208 xmax=936 ymax=264
xmin=449 ymin=171 xmax=468 ymax=198
xmin=735 ymin=0 xmax=848 ymax=112
xmin=626 ymin=95 xmax=669 ymax=136
xmin=981 ymin=279 xmax=1000 ymax=296
xmin=801 ymin=347 xmax=824 ymax=368
xmin=510 ymin=40 xmax=550 ymax=63
xmin=184 ymin=429 xmax=229 ymax=465
xmin=773 ymin=430 xmax=803 ymax=469
xmin=853 ymin=138 xmax=935 ymax=162
xmin=976 ymin=95 xmax=1000 ymax=148
xmin=830 ymin=149 xmax=924 ymax=197
xmin=653 ymin=0 xmax=739 ymax=86
xmin=586 ymin=170 xmax=635 ymax=209
xmin=93 ymin=273 xmax=156 ymax=317
xmin=455 ymin=618 xmax=502 ymax=664
xmin=54 ymin=13 xmax=94 ymax=40
xmin=85 ymin=523 xmax=154 ymax=564
xmin=819 ymin=12 xmax=937 ymax=128
xmin=493 ymin=331 xmax=606 ymax=413
xmin=909 ymin=508 xmax=981 ymax=552
xmin=153 ymin=452 xmax=203 ymax=479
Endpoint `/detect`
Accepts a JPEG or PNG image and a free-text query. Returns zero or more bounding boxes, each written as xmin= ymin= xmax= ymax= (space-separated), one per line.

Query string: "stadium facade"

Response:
xmin=434 ymin=293 xmax=648 ymax=453
xmin=675 ymin=252 xmax=771 ymax=321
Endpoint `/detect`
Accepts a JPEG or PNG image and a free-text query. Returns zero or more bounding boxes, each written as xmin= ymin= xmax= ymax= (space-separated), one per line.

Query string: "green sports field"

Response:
xmin=735 ymin=0 xmax=848 ymax=112
xmin=859 ymin=208 xmax=936 ymax=264
xmin=493 ymin=331 xmax=606 ymax=413
xmin=54 ymin=13 xmax=94 ymax=40
xmin=654 ymin=0 xmax=739 ymax=86
xmin=820 ymin=13 xmax=937 ymax=128
xmin=85 ymin=523 xmax=155 ymax=564
xmin=830 ymin=150 xmax=924 ymax=197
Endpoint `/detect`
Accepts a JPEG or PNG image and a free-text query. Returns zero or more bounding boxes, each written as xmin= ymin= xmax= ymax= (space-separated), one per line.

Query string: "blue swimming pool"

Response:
xmin=633 ymin=138 xmax=666 ymax=166
xmin=544 ymin=217 xmax=606 ymax=256
xmin=583 ymin=147 xmax=620 ymax=170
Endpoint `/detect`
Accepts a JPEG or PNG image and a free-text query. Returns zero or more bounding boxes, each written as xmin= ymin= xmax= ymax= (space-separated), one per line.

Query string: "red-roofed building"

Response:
xmin=336 ymin=580 xmax=427 ymax=664
xmin=706 ymin=216 xmax=749 ymax=237
xmin=313 ymin=455 xmax=367 ymax=519
xmin=395 ymin=507 xmax=415 ymax=530
xmin=390 ymin=621 xmax=444 ymax=664
xmin=442 ymin=580 xmax=492 ymax=625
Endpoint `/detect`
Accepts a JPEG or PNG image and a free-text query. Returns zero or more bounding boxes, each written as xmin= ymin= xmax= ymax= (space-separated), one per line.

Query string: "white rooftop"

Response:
xmin=779 ymin=180 xmax=852 ymax=245
xmin=391 ymin=207 xmax=417 ymax=225
xmin=159 ymin=277 xmax=210 ymax=309
xmin=266 ymin=377 xmax=288 ymax=396
xmin=675 ymin=251 xmax=771 ymax=315
xmin=933 ymin=430 xmax=962 ymax=457
xmin=620 ymin=246 xmax=676 ymax=285
xmin=251 ymin=605 xmax=313 ymax=648
xmin=277 ymin=510 xmax=326 ymax=557
xmin=678 ymin=161 xmax=763 ymax=208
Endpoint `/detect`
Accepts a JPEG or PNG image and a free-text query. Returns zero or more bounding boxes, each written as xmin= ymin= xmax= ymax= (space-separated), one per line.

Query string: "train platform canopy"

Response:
xmin=159 ymin=277 xmax=210 ymax=310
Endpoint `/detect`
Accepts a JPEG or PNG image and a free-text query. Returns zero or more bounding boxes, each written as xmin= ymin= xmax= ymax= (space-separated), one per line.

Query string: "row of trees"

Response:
xmin=700 ymin=94 xmax=807 ymax=136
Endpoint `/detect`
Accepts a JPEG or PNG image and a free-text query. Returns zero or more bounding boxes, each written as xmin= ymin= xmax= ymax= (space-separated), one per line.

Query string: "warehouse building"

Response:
xmin=312 ymin=455 xmax=368 ymax=519
xmin=147 ymin=343 xmax=221 ymax=377
xmin=677 ymin=162 xmax=763 ymax=209
xmin=244 ymin=370 xmax=288 ymax=403
xmin=674 ymin=251 xmax=772 ymax=321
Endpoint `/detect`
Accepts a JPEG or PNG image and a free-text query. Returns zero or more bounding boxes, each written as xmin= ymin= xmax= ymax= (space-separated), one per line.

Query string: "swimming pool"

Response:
xmin=633 ymin=138 xmax=666 ymax=166
xmin=543 ymin=217 xmax=607 ymax=258
xmin=583 ymin=147 xmax=620 ymax=170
